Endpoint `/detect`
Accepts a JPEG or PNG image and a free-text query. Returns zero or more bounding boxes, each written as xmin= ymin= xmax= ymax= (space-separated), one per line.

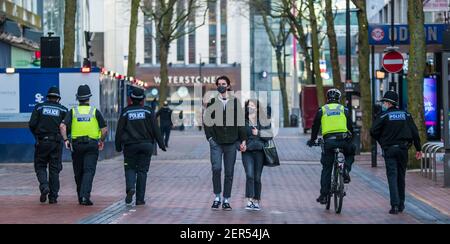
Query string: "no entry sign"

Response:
xmin=382 ymin=51 xmax=404 ymax=73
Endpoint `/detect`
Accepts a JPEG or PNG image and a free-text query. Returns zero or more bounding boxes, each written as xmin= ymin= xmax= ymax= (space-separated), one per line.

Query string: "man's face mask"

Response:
xmin=382 ymin=102 xmax=389 ymax=112
xmin=217 ymin=86 xmax=227 ymax=94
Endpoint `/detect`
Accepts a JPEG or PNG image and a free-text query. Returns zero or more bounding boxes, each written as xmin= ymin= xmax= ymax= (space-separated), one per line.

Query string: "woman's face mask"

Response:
xmin=217 ymin=86 xmax=227 ymax=94
xmin=248 ymin=107 xmax=257 ymax=114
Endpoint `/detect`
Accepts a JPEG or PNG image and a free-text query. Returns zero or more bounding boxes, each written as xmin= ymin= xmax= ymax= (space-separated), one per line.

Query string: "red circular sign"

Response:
xmin=382 ymin=51 xmax=404 ymax=73
xmin=371 ymin=28 xmax=385 ymax=41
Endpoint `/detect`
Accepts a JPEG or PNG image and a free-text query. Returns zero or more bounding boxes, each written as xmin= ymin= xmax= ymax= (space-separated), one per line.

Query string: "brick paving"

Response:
xmin=0 ymin=128 xmax=449 ymax=224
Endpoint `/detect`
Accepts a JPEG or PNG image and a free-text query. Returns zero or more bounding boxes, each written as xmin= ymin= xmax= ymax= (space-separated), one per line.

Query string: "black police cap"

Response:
xmin=131 ymin=88 xmax=145 ymax=100
xmin=47 ymin=86 xmax=61 ymax=98
xmin=76 ymin=84 xmax=92 ymax=101
xmin=379 ymin=91 xmax=399 ymax=105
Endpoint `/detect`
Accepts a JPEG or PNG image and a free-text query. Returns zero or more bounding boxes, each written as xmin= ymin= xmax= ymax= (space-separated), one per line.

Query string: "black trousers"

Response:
xmin=72 ymin=141 xmax=99 ymax=200
xmin=320 ymin=138 xmax=355 ymax=196
xmin=383 ymin=146 xmax=408 ymax=208
xmin=124 ymin=143 xmax=153 ymax=202
xmin=210 ymin=140 xmax=238 ymax=199
xmin=242 ymin=151 xmax=265 ymax=200
xmin=34 ymin=140 xmax=63 ymax=200
xmin=161 ymin=126 xmax=171 ymax=147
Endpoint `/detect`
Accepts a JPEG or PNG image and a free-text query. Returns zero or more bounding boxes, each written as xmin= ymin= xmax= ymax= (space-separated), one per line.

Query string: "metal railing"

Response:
xmin=421 ymin=142 xmax=444 ymax=182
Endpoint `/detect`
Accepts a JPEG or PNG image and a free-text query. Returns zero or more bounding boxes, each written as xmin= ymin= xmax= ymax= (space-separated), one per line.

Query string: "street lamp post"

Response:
xmin=345 ymin=0 xmax=353 ymax=114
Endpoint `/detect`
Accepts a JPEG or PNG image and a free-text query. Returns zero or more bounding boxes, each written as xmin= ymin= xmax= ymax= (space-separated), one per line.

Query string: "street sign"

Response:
xmin=382 ymin=51 xmax=404 ymax=73
xmin=368 ymin=24 xmax=448 ymax=45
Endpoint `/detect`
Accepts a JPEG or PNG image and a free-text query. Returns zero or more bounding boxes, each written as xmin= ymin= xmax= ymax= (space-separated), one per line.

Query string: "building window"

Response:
xmin=221 ymin=0 xmax=227 ymax=64
xmin=144 ymin=16 xmax=153 ymax=64
xmin=208 ymin=0 xmax=217 ymax=64
xmin=177 ymin=0 xmax=186 ymax=62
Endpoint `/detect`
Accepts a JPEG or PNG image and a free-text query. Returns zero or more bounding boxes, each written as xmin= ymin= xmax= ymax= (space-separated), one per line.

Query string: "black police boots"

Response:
xmin=389 ymin=206 xmax=399 ymax=215
xmin=125 ymin=189 xmax=136 ymax=205
xmin=40 ymin=188 xmax=50 ymax=203
xmin=316 ymin=195 xmax=328 ymax=205
xmin=80 ymin=197 xmax=94 ymax=206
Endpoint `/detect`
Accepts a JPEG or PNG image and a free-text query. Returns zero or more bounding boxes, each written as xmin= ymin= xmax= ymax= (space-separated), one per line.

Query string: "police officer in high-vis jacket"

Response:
xmin=370 ymin=91 xmax=422 ymax=215
xmin=29 ymin=87 xmax=68 ymax=204
xmin=115 ymin=88 xmax=166 ymax=206
xmin=60 ymin=85 xmax=108 ymax=206
xmin=307 ymin=89 xmax=355 ymax=205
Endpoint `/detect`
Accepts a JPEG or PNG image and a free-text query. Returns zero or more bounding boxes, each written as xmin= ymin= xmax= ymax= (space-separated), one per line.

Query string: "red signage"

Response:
xmin=382 ymin=51 xmax=404 ymax=74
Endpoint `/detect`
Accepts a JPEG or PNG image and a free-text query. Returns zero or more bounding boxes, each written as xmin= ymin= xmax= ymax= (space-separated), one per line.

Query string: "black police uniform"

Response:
xmin=157 ymin=105 xmax=173 ymax=147
xmin=115 ymin=90 xmax=166 ymax=205
xmin=62 ymin=85 xmax=107 ymax=205
xmin=29 ymin=87 xmax=68 ymax=203
xmin=370 ymin=103 xmax=421 ymax=212
xmin=309 ymin=103 xmax=355 ymax=197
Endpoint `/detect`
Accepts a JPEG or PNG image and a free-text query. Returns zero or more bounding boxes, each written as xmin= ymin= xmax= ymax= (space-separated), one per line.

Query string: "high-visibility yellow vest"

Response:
xmin=71 ymin=106 xmax=101 ymax=140
xmin=321 ymin=103 xmax=348 ymax=136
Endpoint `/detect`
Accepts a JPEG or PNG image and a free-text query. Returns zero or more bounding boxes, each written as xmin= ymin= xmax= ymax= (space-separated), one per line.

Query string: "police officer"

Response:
xmin=115 ymin=88 xmax=166 ymax=205
xmin=370 ymin=91 xmax=422 ymax=214
xmin=29 ymin=87 xmax=68 ymax=204
xmin=60 ymin=84 xmax=108 ymax=206
xmin=307 ymin=88 xmax=355 ymax=205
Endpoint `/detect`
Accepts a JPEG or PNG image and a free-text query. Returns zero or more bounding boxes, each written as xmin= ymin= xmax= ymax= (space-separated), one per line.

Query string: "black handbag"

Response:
xmin=263 ymin=140 xmax=280 ymax=167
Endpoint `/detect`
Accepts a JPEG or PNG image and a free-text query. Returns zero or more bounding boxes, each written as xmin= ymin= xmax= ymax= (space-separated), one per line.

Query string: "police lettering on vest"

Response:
xmin=128 ymin=111 xmax=146 ymax=120
xmin=388 ymin=112 xmax=407 ymax=121
xmin=42 ymin=107 xmax=61 ymax=117
xmin=321 ymin=104 xmax=348 ymax=136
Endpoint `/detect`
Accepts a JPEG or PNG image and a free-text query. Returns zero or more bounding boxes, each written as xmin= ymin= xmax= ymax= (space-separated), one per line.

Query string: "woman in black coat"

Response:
xmin=241 ymin=99 xmax=273 ymax=211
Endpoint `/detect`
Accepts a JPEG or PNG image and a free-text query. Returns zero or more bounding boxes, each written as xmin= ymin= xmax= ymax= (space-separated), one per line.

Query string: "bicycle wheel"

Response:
xmin=334 ymin=169 xmax=345 ymax=214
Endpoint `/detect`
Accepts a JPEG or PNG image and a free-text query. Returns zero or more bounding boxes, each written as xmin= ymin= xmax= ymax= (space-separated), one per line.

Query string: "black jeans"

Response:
xmin=320 ymin=138 xmax=355 ymax=196
xmin=123 ymin=143 xmax=153 ymax=202
xmin=383 ymin=145 xmax=408 ymax=208
xmin=209 ymin=140 xmax=238 ymax=199
xmin=34 ymin=140 xmax=63 ymax=200
xmin=242 ymin=151 xmax=265 ymax=200
xmin=72 ymin=141 xmax=99 ymax=200
xmin=161 ymin=126 xmax=171 ymax=147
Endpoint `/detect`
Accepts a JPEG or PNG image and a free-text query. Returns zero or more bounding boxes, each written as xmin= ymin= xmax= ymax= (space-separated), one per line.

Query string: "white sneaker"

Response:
xmin=252 ymin=202 xmax=261 ymax=211
xmin=245 ymin=201 xmax=254 ymax=210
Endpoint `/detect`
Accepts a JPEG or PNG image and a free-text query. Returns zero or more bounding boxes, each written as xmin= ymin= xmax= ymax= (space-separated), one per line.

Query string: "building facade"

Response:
xmin=0 ymin=0 xmax=42 ymax=68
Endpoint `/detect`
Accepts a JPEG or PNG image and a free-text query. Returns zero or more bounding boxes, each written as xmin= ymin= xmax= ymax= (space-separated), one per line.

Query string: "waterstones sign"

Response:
xmin=154 ymin=76 xmax=218 ymax=85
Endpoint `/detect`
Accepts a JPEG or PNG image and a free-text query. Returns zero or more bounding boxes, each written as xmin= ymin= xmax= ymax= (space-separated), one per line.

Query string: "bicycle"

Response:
xmin=314 ymin=138 xmax=346 ymax=214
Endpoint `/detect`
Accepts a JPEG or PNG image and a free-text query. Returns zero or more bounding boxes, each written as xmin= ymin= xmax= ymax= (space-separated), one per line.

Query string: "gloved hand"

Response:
xmin=307 ymin=140 xmax=315 ymax=148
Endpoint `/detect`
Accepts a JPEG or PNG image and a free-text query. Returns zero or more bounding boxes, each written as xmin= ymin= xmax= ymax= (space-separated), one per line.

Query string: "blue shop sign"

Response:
xmin=369 ymin=24 xmax=449 ymax=45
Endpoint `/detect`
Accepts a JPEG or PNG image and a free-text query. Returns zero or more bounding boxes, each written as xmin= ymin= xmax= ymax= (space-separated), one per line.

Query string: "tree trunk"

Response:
xmin=407 ymin=0 xmax=427 ymax=168
xmin=127 ymin=0 xmax=141 ymax=77
xmin=290 ymin=10 xmax=313 ymax=84
xmin=325 ymin=0 xmax=343 ymax=92
xmin=276 ymin=50 xmax=291 ymax=127
xmin=62 ymin=0 xmax=77 ymax=68
xmin=159 ymin=42 xmax=170 ymax=106
xmin=308 ymin=0 xmax=325 ymax=106
xmin=352 ymin=0 xmax=372 ymax=152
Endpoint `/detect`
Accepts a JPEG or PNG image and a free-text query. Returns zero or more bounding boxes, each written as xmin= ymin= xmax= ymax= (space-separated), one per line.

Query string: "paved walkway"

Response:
xmin=0 ymin=128 xmax=449 ymax=224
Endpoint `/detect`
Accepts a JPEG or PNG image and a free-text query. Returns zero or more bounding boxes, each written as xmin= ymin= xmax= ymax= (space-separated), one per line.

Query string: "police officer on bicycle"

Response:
xmin=370 ymin=91 xmax=421 ymax=214
xmin=307 ymin=89 xmax=355 ymax=205
xmin=115 ymin=88 xmax=166 ymax=206
xmin=29 ymin=87 xmax=68 ymax=204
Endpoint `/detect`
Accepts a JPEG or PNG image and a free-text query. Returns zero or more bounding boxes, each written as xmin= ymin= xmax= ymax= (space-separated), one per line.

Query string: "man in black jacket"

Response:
xmin=371 ymin=91 xmax=422 ymax=214
xmin=204 ymin=76 xmax=248 ymax=211
xmin=157 ymin=101 xmax=173 ymax=147
xmin=29 ymin=87 xmax=68 ymax=204
xmin=116 ymin=88 xmax=166 ymax=205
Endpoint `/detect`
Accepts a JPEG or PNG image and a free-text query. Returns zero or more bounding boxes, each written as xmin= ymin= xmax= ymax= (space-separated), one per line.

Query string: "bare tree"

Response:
xmin=248 ymin=1 xmax=292 ymax=127
xmin=407 ymin=0 xmax=427 ymax=168
xmin=141 ymin=0 xmax=208 ymax=105
xmin=352 ymin=0 xmax=372 ymax=152
xmin=62 ymin=0 xmax=77 ymax=67
xmin=128 ymin=0 xmax=141 ymax=77
xmin=324 ymin=0 xmax=343 ymax=91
